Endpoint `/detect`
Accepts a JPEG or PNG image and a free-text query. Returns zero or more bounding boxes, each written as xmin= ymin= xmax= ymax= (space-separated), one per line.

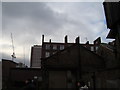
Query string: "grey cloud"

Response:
xmin=2 ymin=52 xmax=12 ymax=60
xmin=2 ymin=2 xmax=66 ymax=35
xmin=47 ymin=2 xmax=107 ymax=41
xmin=2 ymin=2 xmax=110 ymax=65
xmin=2 ymin=2 xmax=72 ymax=51
xmin=2 ymin=2 xmax=71 ymax=47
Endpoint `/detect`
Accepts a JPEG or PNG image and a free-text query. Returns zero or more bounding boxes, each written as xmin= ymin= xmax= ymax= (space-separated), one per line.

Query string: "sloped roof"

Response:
xmin=43 ymin=44 xmax=105 ymax=72
xmin=2 ymin=59 xmax=18 ymax=65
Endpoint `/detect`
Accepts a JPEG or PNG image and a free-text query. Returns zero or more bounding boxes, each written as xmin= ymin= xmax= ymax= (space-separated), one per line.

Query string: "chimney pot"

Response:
xmin=65 ymin=35 xmax=68 ymax=43
xmin=42 ymin=35 xmax=44 ymax=44
xmin=49 ymin=39 xmax=51 ymax=43
xmin=75 ymin=36 xmax=80 ymax=44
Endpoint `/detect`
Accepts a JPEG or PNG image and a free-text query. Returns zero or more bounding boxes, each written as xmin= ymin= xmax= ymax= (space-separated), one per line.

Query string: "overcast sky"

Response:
xmin=1 ymin=1 xmax=113 ymax=66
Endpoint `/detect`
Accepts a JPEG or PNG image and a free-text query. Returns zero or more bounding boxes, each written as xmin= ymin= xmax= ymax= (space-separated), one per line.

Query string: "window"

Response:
xmin=53 ymin=51 xmax=57 ymax=55
xmin=45 ymin=52 xmax=50 ymax=57
xmin=60 ymin=45 xmax=64 ymax=50
xmin=95 ymin=41 xmax=98 ymax=44
xmin=96 ymin=46 xmax=98 ymax=51
xmin=91 ymin=46 xmax=94 ymax=51
xmin=45 ymin=44 xmax=50 ymax=50
xmin=53 ymin=45 xmax=57 ymax=50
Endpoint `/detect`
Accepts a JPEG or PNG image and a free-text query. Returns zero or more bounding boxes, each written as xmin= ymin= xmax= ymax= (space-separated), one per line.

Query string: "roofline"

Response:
xmin=10 ymin=67 xmax=42 ymax=70
xmin=100 ymin=44 xmax=115 ymax=52
xmin=2 ymin=59 xmax=18 ymax=64
xmin=106 ymin=29 xmax=117 ymax=39
xmin=42 ymin=43 xmax=77 ymax=61
xmin=43 ymin=42 xmax=74 ymax=44
xmin=42 ymin=43 xmax=103 ymax=61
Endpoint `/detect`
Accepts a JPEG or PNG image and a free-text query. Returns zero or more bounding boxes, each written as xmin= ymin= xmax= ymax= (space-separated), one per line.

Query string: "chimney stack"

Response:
xmin=75 ymin=36 xmax=80 ymax=44
xmin=49 ymin=39 xmax=51 ymax=43
xmin=86 ymin=41 xmax=89 ymax=44
xmin=65 ymin=35 xmax=68 ymax=43
xmin=42 ymin=35 xmax=44 ymax=44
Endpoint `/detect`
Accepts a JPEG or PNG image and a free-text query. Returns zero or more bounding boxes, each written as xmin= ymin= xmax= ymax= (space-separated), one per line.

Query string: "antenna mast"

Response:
xmin=11 ymin=33 xmax=16 ymax=61
xmin=23 ymin=46 xmax=25 ymax=65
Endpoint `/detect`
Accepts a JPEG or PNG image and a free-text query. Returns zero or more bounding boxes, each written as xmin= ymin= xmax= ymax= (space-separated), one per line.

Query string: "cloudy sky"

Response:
xmin=1 ymin=0 xmax=113 ymax=66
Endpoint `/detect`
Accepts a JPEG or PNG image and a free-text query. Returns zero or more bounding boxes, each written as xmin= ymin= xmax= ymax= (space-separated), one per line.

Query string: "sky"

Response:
xmin=1 ymin=0 xmax=114 ymax=66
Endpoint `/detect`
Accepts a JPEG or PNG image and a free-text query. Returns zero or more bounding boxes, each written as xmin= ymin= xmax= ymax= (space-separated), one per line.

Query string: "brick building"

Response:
xmin=41 ymin=35 xmax=74 ymax=59
xmin=41 ymin=37 xmax=105 ymax=89
xmin=41 ymin=35 xmax=101 ymax=59
xmin=30 ymin=35 xmax=101 ymax=68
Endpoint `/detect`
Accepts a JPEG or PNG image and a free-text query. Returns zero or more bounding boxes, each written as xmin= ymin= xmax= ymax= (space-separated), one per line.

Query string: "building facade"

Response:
xmin=42 ymin=42 xmax=105 ymax=89
xmin=103 ymin=1 xmax=120 ymax=63
xmin=2 ymin=59 xmax=18 ymax=89
xmin=94 ymin=1 xmax=120 ymax=89
xmin=41 ymin=35 xmax=74 ymax=59
xmin=9 ymin=68 xmax=42 ymax=89
xmin=30 ymin=45 xmax=42 ymax=68
xmin=30 ymin=35 xmax=101 ymax=68
xmin=41 ymin=35 xmax=101 ymax=60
